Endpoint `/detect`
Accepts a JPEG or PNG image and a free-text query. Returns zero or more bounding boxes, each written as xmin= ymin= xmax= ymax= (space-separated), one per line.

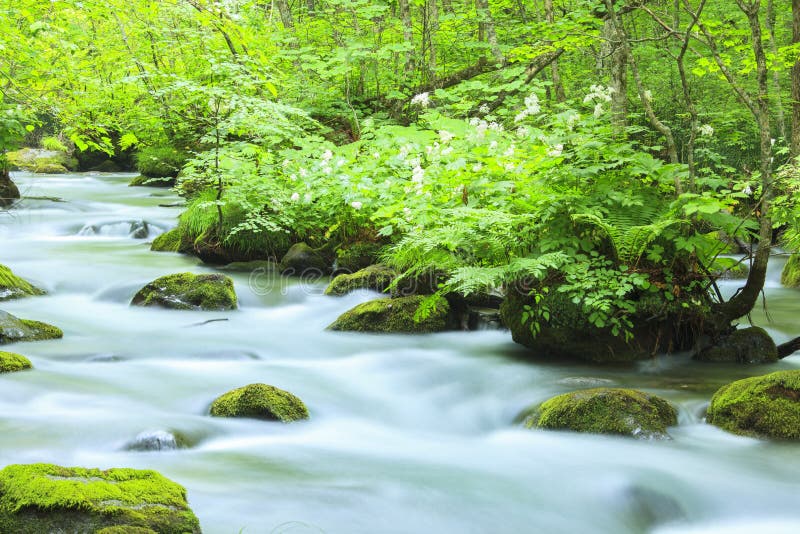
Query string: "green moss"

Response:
xmin=135 ymin=146 xmax=188 ymax=178
xmin=0 ymin=351 xmax=32 ymax=373
xmin=707 ymin=370 xmax=800 ymax=440
xmin=781 ymin=255 xmax=800 ymax=288
xmin=0 ymin=264 xmax=45 ymax=301
xmin=0 ymin=311 xmax=63 ymax=345
xmin=334 ymin=242 xmax=382 ymax=273
xmin=129 ymin=175 xmax=175 ymax=187
xmin=209 ymin=383 xmax=309 ymax=422
xmin=327 ymin=294 xmax=454 ymax=333
xmin=520 ymin=388 xmax=678 ymax=439
xmin=694 ymin=326 xmax=778 ymax=364
xmin=131 ymin=272 xmax=237 ymax=311
xmin=279 ymin=243 xmax=329 ymax=275
xmin=150 ymin=230 xmax=188 ymax=253
xmin=6 ymin=148 xmax=77 ymax=172
xmin=324 ymin=265 xmax=396 ymax=296
xmin=32 ymin=163 xmax=68 ymax=174
xmin=96 ymin=527 xmax=158 ymax=534
xmin=0 ymin=463 xmax=200 ymax=533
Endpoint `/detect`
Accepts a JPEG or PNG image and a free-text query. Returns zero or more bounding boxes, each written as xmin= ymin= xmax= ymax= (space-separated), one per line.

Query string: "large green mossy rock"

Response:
xmin=0 ymin=311 xmax=63 ymax=345
xmin=707 ymin=370 xmax=800 ymax=440
xmin=150 ymin=229 xmax=192 ymax=254
xmin=519 ymin=388 xmax=678 ymax=439
xmin=131 ymin=273 xmax=237 ymax=311
xmin=324 ymin=265 xmax=396 ymax=296
xmin=0 ymin=463 xmax=200 ymax=533
xmin=279 ymin=243 xmax=329 ymax=275
xmin=135 ymin=146 xmax=188 ymax=179
xmin=0 ymin=264 xmax=44 ymax=301
xmin=209 ymin=383 xmax=309 ymax=422
xmin=781 ymin=255 xmax=800 ymax=288
xmin=327 ymin=295 xmax=455 ymax=333
xmin=0 ymin=351 xmax=32 ymax=373
xmin=6 ymin=148 xmax=77 ymax=173
xmin=0 ymin=174 xmax=20 ymax=208
xmin=500 ymin=289 xmax=701 ymax=363
xmin=695 ymin=326 xmax=778 ymax=364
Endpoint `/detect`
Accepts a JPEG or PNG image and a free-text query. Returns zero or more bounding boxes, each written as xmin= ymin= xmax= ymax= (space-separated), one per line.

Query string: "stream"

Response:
xmin=1 ymin=171 xmax=800 ymax=534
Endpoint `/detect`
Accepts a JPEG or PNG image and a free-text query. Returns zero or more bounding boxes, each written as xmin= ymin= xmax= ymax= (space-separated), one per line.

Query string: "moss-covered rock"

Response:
xmin=6 ymin=148 xmax=77 ymax=173
xmin=334 ymin=242 xmax=382 ymax=273
xmin=0 ymin=310 xmax=63 ymax=345
xmin=96 ymin=526 xmax=158 ymax=534
xmin=324 ymin=264 xmax=396 ymax=296
xmin=150 ymin=229 xmax=192 ymax=254
xmin=706 ymin=370 xmax=800 ymax=440
xmin=500 ymin=288 xmax=702 ymax=363
xmin=0 ymin=351 xmax=32 ymax=373
xmin=209 ymin=383 xmax=309 ymax=422
xmin=279 ymin=242 xmax=329 ymax=275
xmin=695 ymin=326 xmax=778 ymax=364
xmin=129 ymin=175 xmax=175 ymax=188
xmin=0 ymin=173 xmax=20 ymax=208
xmin=0 ymin=463 xmax=200 ymax=533
xmin=0 ymin=264 xmax=44 ymax=301
xmin=519 ymin=388 xmax=678 ymax=439
xmin=135 ymin=146 xmax=187 ymax=179
xmin=32 ymin=163 xmax=68 ymax=174
xmin=131 ymin=273 xmax=237 ymax=311
xmin=327 ymin=294 xmax=456 ymax=333
xmin=781 ymin=254 xmax=800 ymax=288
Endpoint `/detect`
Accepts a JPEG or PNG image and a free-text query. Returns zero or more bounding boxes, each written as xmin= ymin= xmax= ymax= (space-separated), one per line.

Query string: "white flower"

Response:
xmin=335 ymin=158 xmax=346 ymax=167
xmin=488 ymin=121 xmax=503 ymax=132
xmin=350 ymin=201 xmax=363 ymax=210
xmin=289 ymin=174 xmax=297 ymax=181
xmin=321 ymin=165 xmax=332 ymax=175
xmin=321 ymin=149 xmax=333 ymax=162
xmin=547 ymin=144 xmax=564 ymax=157
xmin=504 ymin=162 xmax=515 ymax=172
xmin=410 ymin=92 xmax=431 ymax=108
xmin=411 ymin=165 xmax=425 ymax=184
xmin=469 ymin=117 xmax=480 ymax=127
xmin=742 ymin=185 xmax=753 ymax=195
xmin=643 ymin=90 xmax=652 ymax=102
xmin=524 ymin=93 xmax=541 ymax=114
xmin=516 ymin=126 xmax=529 ymax=138
xmin=441 ymin=146 xmax=453 ymax=156
xmin=503 ymin=145 xmax=515 ymax=158
xmin=299 ymin=167 xmax=308 ymax=178
xmin=698 ymin=124 xmax=714 ymax=137
xmin=479 ymin=104 xmax=490 ymax=114
xmin=472 ymin=163 xmax=483 ymax=172
xmin=584 ymin=84 xmax=614 ymax=103
xmin=566 ymin=112 xmax=580 ymax=130
xmin=439 ymin=130 xmax=454 ymax=143
xmin=282 ymin=159 xmax=290 ymax=167
xmin=594 ymin=103 xmax=604 ymax=118
xmin=489 ymin=140 xmax=498 ymax=151
xmin=373 ymin=152 xmax=381 ymax=159
xmin=290 ymin=192 xmax=300 ymax=201
xmin=304 ymin=193 xmax=312 ymax=202
xmin=514 ymin=111 xmax=528 ymax=123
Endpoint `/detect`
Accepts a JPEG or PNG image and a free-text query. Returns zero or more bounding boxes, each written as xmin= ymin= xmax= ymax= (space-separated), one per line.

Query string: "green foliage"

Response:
xmin=40 ymin=135 xmax=68 ymax=152
xmin=135 ymin=146 xmax=188 ymax=177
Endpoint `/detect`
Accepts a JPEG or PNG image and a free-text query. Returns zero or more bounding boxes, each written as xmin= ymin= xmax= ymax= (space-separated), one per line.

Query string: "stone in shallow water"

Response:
xmin=695 ymin=326 xmax=778 ymax=364
xmin=0 ymin=463 xmax=200 ymax=533
xmin=0 ymin=310 xmax=63 ymax=345
xmin=0 ymin=351 xmax=32 ymax=373
xmin=125 ymin=430 xmax=183 ymax=452
xmin=327 ymin=295 xmax=456 ymax=333
xmin=131 ymin=272 xmax=237 ymax=311
xmin=209 ymin=383 xmax=309 ymax=422
xmin=0 ymin=263 xmax=45 ymax=301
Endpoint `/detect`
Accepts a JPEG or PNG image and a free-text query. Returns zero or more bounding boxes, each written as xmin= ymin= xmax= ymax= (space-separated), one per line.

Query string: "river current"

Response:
xmin=1 ymin=172 xmax=799 ymax=533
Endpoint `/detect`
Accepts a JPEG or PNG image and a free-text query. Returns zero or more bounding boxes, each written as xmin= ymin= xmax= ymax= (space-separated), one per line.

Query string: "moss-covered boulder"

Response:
xmin=129 ymin=175 xmax=175 ymax=187
xmin=500 ymin=288 xmax=702 ymax=363
xmin=781 ymin=254 xmax=800 ymax=288
xmin=327 ymin=294 xmax=456 ymax=333
xmin=0 ymin=351 xmax=32 ymax=373
xmin=0 ymin=463 xmax=200 ymax=533
xmin=135 ymin=146 xmax=187 ymax=181
xmin=0 ymin=173 xmax=20 ymax=208
xmin=324 ymin=264 xmax=396 ymax=296
xmin=209 ymin=383 xmax=309 ymax=422
xmin=0 ymin=264 xmax=44 ymax=301
xmin=150 ymin=229 xmax=192 ymax=254
xmin=131 ymin=273 xmax=237 ymax=311
xmin=96 ymin=527 xmax=158 ymax=534
xmin=6 ymin=148 xmax=77 ymax=173
xmin=706 ymin=370 xmax=800 ymax=440
xmin=695 ymin=327 xmax=778 ymax=364
xmin=0 ymin=310 xmax=63 ymax=345
xmin=279 ymin=242 xmax=329 ymax=275
xmin=519 ymin=388 xmax=678 ymax=439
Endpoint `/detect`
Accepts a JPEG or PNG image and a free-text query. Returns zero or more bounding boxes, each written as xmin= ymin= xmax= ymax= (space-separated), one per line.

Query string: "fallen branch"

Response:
xmin=778 ymin=336 xmax=800 ymax=359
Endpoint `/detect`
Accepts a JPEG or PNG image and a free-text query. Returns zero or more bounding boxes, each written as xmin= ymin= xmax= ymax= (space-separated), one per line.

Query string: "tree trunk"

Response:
xmin=765 ymin=0 xmax=786 ymax=141
xmin=544 ymin=0 xmax=566 ymax=101
xmin=427 ymin=0 xmax=440 ymax=83
xmin=399 ymin=0 xmax=414 ymax=75
xmin=475 ymin=0 xmax=503 ymax=64
xmin=276 ymin=0 xmax=295 ymax=30
xmin=792 ymin=0 xmax=800 ymax=158
xmin=603 ymin=0 xmax=628 ymax=135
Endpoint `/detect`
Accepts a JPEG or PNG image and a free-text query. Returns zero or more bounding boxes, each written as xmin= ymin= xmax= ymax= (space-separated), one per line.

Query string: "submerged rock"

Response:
xmin=706 ymin=370 xmax=800 ymax=440
xmin=279 ymin=242 xmax=328 ymax=276
xmin=0 ymin=263 xmax=45 ymax=301
xmin=327 ymin=295 xmax=456 ymax=333
xmin=131 ymin=273 xmax=237 ymax=310
xmin=324 ymin=264 xmax=396 ymax=296
xmin=0 ymin=310 xmax=63 ymax=345
xmin=209 ymin=383 xmax=309 ymax=422
xmin=0 ymin=463 xmax=200 ymax=533
xmin=0 ymin=351 xmax=32 ymax=373
xmin=0 ymin=173 xmax=20 ymax=208
xmin=695 ymin=326 xmax=778 ymax=364
xmin=125 ymin=430 xmax=186 ymax=452
xmin=519 ymin=388 xmax=678 ymax=439
xmin=781 ymin=254 xmax=800 ymax=288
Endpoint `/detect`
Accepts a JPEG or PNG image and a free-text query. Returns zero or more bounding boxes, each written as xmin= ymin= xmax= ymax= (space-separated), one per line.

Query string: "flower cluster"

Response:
xmin=583 ymin=84 xmax=615 ymax=117
xmin=514 ymin=93 xmax=541 ymax=123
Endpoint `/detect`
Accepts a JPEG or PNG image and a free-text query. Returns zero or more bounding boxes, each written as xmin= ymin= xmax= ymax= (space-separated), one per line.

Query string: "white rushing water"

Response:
xmin=1 ymin=171 xmax=800 ymax=534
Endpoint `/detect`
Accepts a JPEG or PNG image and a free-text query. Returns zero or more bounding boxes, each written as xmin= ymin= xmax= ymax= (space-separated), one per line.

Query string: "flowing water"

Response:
xmin=1 ymin=171 xmax=800 ymax=534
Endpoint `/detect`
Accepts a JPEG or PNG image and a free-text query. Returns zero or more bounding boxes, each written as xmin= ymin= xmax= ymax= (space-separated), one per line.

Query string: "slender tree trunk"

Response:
xmin=427 ymin=0 xmax=440 ymax=83
xmin=792 ymin=0 xmax=800 ymax=158
xmin=398 ymin=0 xmax=414 ymax=75
xmin=765 ymin=0 xmax=786 ymax=141
xmin=275 ymin=0 xmax=295 ymax=30
xmin=475 ymin=0 xmax=503 ymax=64
xmin=603 ymin=0 xmax=628 ymax=135
xmin=544 ymin=0 xmax=566 ymax=101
